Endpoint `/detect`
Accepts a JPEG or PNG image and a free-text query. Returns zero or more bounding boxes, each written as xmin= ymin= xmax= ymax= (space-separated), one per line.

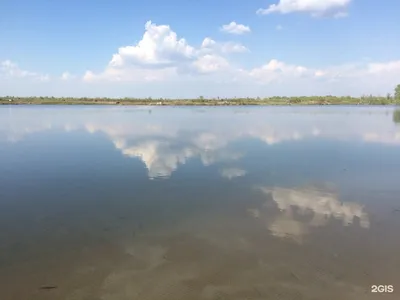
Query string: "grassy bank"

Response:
xmin=1 ymin=96 xmax=400 ymax=106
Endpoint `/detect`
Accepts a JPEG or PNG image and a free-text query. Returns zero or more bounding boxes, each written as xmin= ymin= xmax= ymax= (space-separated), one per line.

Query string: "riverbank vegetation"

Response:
xmin=1 ymin=95 xmax=400 ymax=106
xmin=2 ymin=85 xmax=400 ymax=106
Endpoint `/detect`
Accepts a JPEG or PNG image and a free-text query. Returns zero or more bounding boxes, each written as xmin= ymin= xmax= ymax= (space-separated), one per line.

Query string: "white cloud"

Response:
xmin=192 ymin=54 xmax=231 ymax=74
xmin=257 ymin=0 xmax=352 ymax=17
xmin=249 ymin=59 xmax=311 ymax=83
xmin=109 ymin=21 xmax=195 ymax=68
xmin=1 ymin=60 xmax=36 ymax=78
xmin=367 ymin=60 xmax=400 ymax=74
xmin=201 ymin=37 xmax=217 ymax=48
xmin=200 ymin=38 xmax=249 ymax=54
xmin=47 ymin=21 xmax=400 ymax=95
xmin=0 ymin=60 xmax=49 ymax=81
xmin=2 ymin=20 xmax=400 ymax=97
xmin=61 ymin=72 xmax=75 ymax=80
xmin=220 ymin=22 xmax=251 ymax=35
xmin=38 ymin=74 xmax=50 ymax=82
xmin=82 ymin=70 xmax=96 ymax=82
xmin=220 ymin=43 xmax=249 ymax=54
xmin=84 ymin=21 xmax=247 ymax=82
xmin=315 ymin=70 xmax=326 ymax=77
xmin=84 ymin=66 xmax=175 ymax=83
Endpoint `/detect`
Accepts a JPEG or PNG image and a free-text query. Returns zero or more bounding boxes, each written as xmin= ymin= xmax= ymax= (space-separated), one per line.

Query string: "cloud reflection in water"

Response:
xmin=249 ymin=186 xmax=370 ymax=243
xmin=1 ymin=107 xmax=400 ymax=180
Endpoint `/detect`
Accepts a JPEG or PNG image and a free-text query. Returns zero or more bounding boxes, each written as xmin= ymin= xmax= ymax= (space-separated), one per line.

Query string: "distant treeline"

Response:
xmin=1 ymin=95 xmax=400 ymax=106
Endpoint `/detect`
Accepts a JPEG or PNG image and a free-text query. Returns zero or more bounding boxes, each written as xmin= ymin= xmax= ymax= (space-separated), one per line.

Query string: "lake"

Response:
xmin=0 ymin=106 xmax=399 ymax=300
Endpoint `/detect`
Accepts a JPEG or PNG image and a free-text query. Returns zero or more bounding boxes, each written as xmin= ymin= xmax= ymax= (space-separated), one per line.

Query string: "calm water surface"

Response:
xmin=0 ymin=106 xmax=400 ymax=300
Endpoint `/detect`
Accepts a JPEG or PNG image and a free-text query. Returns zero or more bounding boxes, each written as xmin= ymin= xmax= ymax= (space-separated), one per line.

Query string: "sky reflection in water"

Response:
xmin=0 ymin=106 xmax=400 ymax=300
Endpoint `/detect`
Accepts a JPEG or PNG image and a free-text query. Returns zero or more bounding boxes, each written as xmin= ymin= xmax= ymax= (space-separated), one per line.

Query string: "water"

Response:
xmin=0 ymin=106 xmax=399 ymax=300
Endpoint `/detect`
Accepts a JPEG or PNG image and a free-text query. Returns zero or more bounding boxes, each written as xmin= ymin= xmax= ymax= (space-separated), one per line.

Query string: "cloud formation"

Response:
xmin=249 ymin=185 xmax=370 ymax=243
xmin=257 ymin=0 xmax=352 ymax=17
xmin=2 ymin=17 xmax=400 ymax=97
xmin=77 ymin=21 xmax=400 ymax=96
xmin=83 ymin=120 xmax=244 ymax=179
xmin=220 ymin=22 xmax=251 ymax=35
xmin=110 ymin=21 xmax=195 ymax=68
xmin=201 ymin=38 xmax=249 ymax=54
xmin=249 ymin=59 xmax=310 ymax=83
xmin=61 ymin=72 xmax=75 ymax=80
xmin=1 ymin=106 xmax=400 ymax=178
xmin=83 ymin=21 xmax=247 ymax=83
xmin=0 ymin=60 xmax=49 ymax=82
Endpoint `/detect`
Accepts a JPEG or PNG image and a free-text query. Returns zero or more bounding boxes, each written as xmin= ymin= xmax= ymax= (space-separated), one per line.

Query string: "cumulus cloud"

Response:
xmin=61 ymin=72 xmax=75 ymax=80
xmin=249 ymin=59 xmax=311 ymax=83
xmin=257 ymin=0 xmax=352 ymax=17
xmin=38 ymin=74 xmax=50 ymax=82
xmin=1 ymin=60 xmax=36 ymax=78
xmin=201 ymin=38 xmax=248 ymax=54
xmin=82 ymin=20 xmax=197 ymax=82
xmin=110 ymin=21 xmax=195 ymax=68
xmin=83 ymin=21 xmax=249 ymax=82
xmin=368 ymin=60 xmax=400 ymax=74
xmin=2 ymin=25 xmax=400 ymax=98
xmin=0 ymin=60 xmax=49 ymax=81
xmin=201 ymin=37 xmax=217 ymax=48
xmin=220 ymin=22 xmax=251 ymax=35
xmin=192 ymin=55 xmax=231 ymax=74
xmin=2 ymin=19 xmax=395 ymax=97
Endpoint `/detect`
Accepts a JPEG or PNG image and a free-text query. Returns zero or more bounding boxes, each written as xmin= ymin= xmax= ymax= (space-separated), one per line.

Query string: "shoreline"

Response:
xmin=1 ymin=96 xmax=400 ymax=106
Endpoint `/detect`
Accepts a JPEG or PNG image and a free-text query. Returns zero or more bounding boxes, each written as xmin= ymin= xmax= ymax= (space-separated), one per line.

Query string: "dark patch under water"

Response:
xmin=0 ymin=106 xmax=400 ymax=300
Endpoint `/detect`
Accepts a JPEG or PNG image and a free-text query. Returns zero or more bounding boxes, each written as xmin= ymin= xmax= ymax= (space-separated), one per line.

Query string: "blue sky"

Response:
xmin=1 ymin=0 xmax=400 ymax=98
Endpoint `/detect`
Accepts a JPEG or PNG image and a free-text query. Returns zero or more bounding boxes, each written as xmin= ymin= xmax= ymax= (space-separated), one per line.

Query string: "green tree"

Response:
xmin=395 ymin=84 xmax=400 ymax=100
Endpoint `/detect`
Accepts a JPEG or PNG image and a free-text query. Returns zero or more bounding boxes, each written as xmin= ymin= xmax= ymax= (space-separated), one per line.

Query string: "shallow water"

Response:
xmin=0 ymin=106 xmax=399 ymax=300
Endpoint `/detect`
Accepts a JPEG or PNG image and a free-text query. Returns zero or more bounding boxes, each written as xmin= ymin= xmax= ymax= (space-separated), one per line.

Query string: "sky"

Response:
xmin=1 ymin=0 xmax=399 ymax=98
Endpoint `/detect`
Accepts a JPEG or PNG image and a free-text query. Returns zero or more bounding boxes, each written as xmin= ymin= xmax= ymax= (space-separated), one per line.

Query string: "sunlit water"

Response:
xmin=0 ymin=106 xmax=400 ymax=300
